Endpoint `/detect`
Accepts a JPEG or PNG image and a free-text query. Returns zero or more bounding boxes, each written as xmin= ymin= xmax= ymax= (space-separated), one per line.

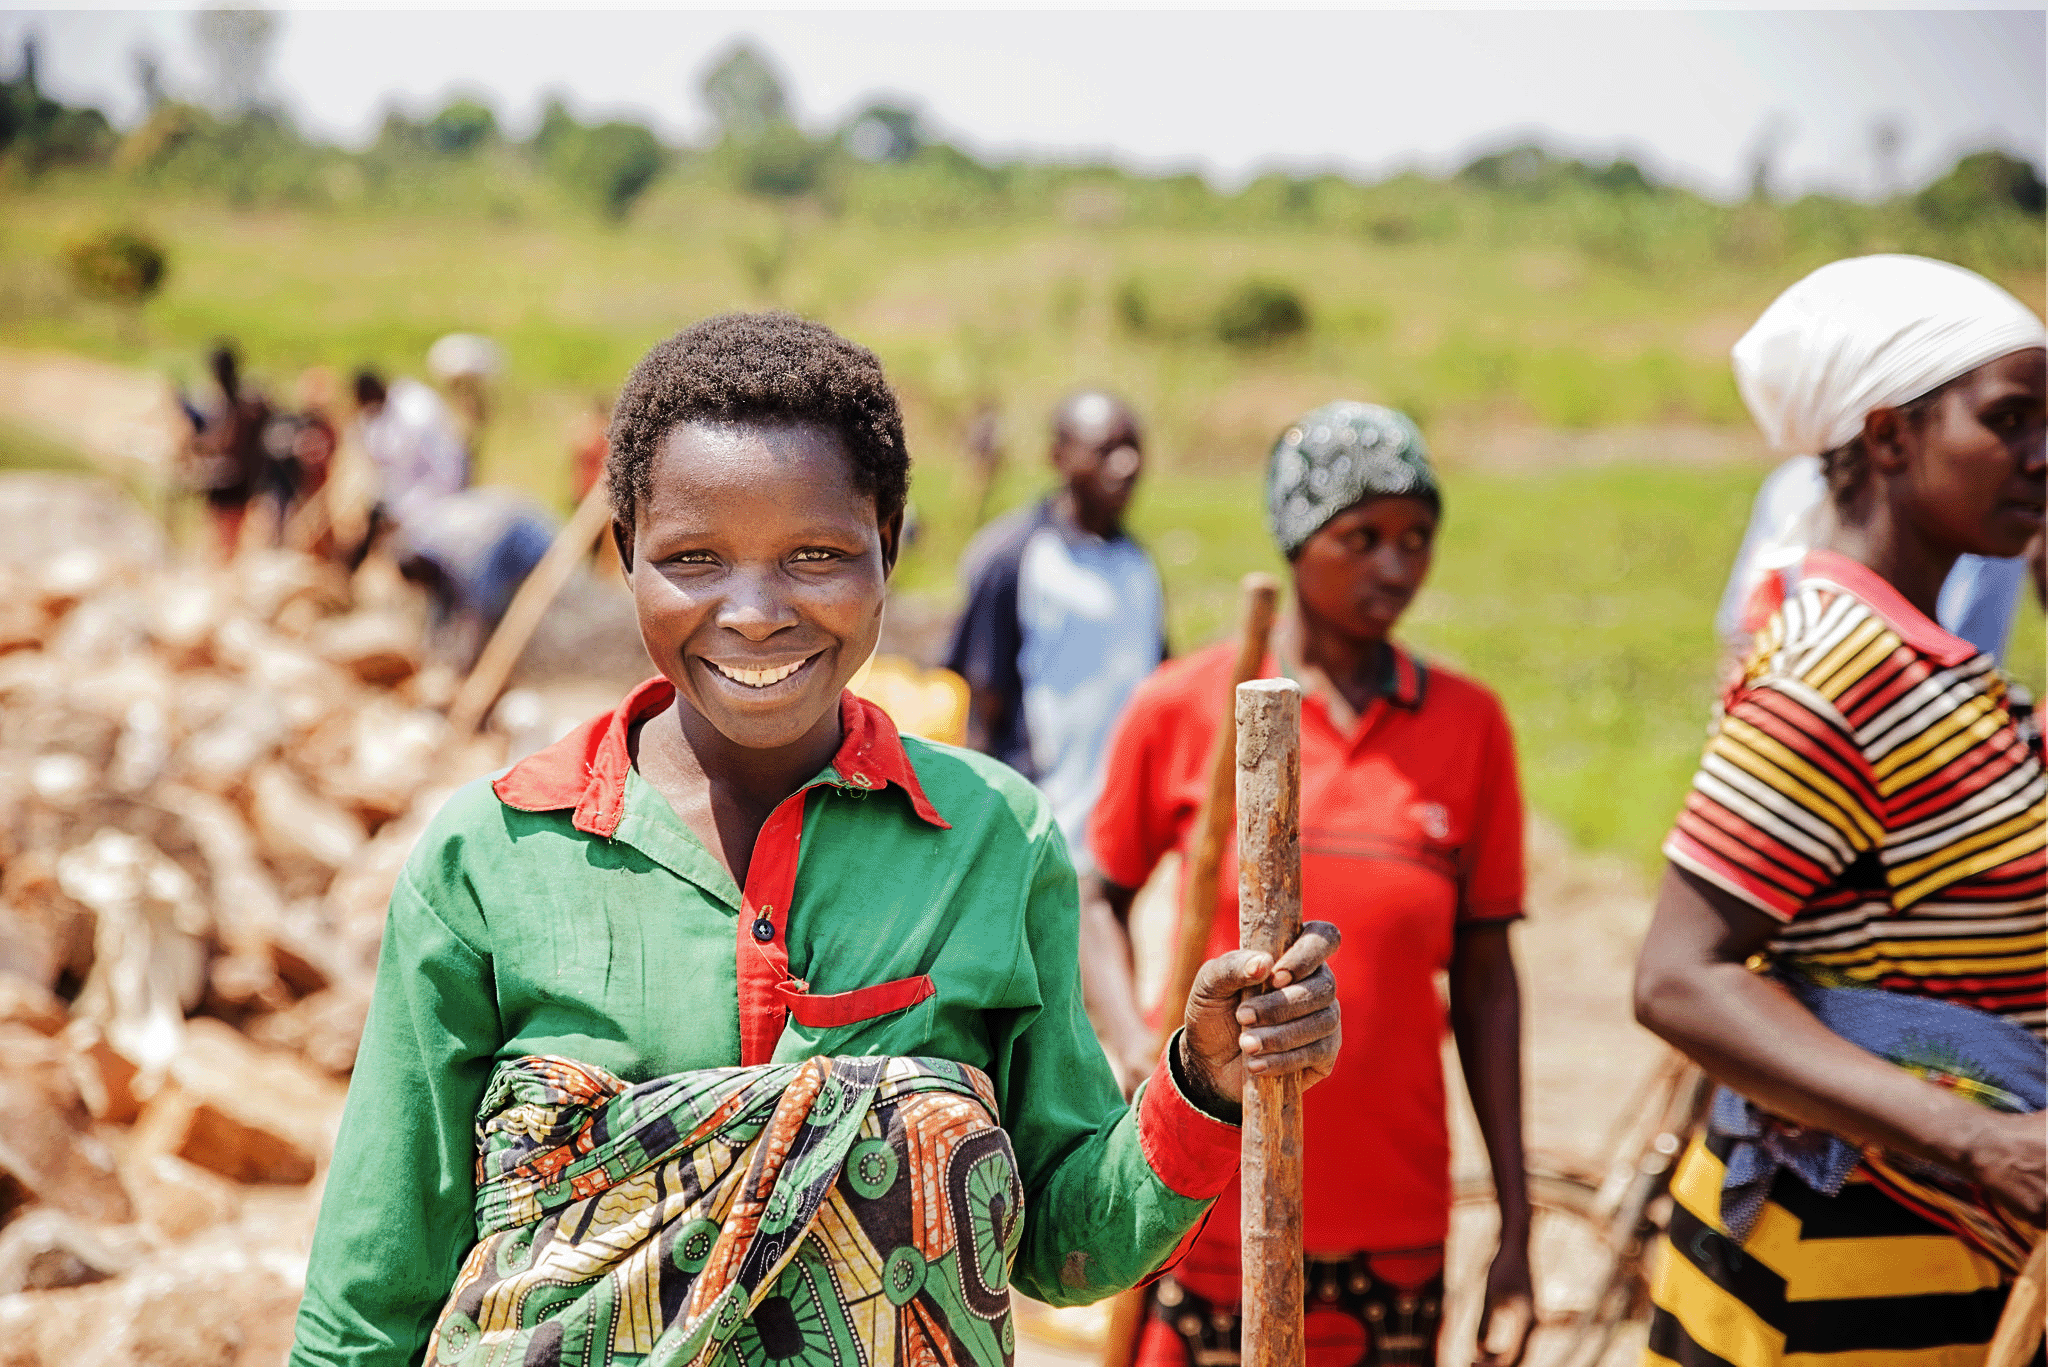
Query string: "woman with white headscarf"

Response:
xmin=1633 ymin=255 xmax=2045 ymax=1364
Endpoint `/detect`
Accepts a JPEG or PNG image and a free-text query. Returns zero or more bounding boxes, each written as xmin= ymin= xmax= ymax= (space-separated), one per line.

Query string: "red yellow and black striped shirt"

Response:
xmin=1667 ymin=550 xmax=2046 ymax=1038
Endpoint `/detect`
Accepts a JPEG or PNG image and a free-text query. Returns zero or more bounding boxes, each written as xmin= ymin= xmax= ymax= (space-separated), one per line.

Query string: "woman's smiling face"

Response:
xmin=621 ymin=419 xmax=896 ymax=752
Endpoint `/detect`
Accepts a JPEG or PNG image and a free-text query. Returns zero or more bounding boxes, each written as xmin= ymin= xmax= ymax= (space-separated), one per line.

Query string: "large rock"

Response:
xmin=0 ymin=1208 xmax=142 ymax=1293
xmin=0 ymin=849 xmax=96 ymax=990
xmin=312 ymin=610 xmax=419 ymax=687
xmin=0 ymin=477 xmax=165 ymax=582
xmin=0 ymin=1239 xmax=303 ymax=1367
xmin=130 ymin=1018 xmax=344 ymax=1186
xmin=0 ymin=975 xmax=66 ymax=1036
xmin=0 ymin=1025 xmax=131 ymax=1226
xmin=60 ymin=1020 xmax=141 ymax=1124
xmin=246 ymin=983 xmax=371 ymax=1076
xmin=58 ymin=828 xmax=209 ymax=1075
xmin=249 ymin=763 xmax=366 ymax=871
xmin=120 ymin=1152 xmax=241 ymax=1242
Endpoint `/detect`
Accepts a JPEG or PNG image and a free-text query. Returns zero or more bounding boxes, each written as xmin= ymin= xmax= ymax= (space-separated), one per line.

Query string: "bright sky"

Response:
xmin=5 ymin=7 xmax=2042 ymax=200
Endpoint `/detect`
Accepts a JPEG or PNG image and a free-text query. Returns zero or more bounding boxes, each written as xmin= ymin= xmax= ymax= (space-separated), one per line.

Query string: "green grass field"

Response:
xmin=3 ymin=180 xmax=2041 ymax=870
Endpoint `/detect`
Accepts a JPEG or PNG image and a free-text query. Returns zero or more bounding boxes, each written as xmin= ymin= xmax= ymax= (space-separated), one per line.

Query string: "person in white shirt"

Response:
xmin=351 ymin=369 xmax=469 ymax=530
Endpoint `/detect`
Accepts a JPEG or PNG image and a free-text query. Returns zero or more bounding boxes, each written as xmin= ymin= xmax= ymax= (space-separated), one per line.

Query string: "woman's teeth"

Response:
xmin=709 ymin=657 xmax=810 ymax=688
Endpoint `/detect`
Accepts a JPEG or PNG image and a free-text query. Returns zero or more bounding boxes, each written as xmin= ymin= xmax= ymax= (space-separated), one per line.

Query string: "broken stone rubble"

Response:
xmin=0 ymin=476 xmax=513 ymax=1361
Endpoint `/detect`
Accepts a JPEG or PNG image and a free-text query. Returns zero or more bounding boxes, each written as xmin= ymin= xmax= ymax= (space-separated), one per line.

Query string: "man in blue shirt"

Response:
xmin=946 ymin=391 xmax=1167 ymax=870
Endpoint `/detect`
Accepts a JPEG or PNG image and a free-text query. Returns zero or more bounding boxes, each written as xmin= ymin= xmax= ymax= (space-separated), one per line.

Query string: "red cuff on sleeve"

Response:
xmin=1135 ymin=1033 xmax=1240 ymax=1201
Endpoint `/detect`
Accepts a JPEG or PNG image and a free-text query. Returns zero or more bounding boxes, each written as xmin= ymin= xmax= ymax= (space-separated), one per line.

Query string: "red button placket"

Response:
xmin=736 ymin=790 xmax=809 ymax=1066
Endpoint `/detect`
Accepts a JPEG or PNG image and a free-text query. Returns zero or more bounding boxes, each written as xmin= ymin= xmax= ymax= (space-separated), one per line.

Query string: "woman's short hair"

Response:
xmin=606 ymin=312 xmax=910 ymax=530
xmin=1817 ymin=378 xmax=1955 ymax=508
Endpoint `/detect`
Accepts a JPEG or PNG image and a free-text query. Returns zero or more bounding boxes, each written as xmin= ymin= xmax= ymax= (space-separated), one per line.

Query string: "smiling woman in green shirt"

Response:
xmin=288 ymin=313 xmax=1342 ymax=1367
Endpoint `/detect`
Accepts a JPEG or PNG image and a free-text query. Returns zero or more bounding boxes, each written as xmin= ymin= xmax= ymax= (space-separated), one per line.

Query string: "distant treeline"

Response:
xmin=3 ymin=35 xmax=2042 ymax=280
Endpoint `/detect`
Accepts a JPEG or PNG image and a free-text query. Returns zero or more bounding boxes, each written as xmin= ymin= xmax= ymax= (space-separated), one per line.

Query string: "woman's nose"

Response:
xmin=712 ymin=568 xmax=799 ymax=640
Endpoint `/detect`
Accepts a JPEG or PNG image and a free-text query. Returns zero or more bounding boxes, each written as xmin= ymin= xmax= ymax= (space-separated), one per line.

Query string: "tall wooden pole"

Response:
xmin=1986 ymin=1239 xmax=2045 ymax=1367
xmin=1098 ymin=574 xmax=1277 ymax=1367
xmin=1236 ymin=678 xmax=1303 ymax=1367
xmin=1158 ymin=573 xmax=1280 ymax=1047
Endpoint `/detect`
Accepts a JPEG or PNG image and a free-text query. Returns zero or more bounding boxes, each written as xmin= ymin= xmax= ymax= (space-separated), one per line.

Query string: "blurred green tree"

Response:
xmin=736 ymin=121 xmax=828 ymax=197
xmin=1918 ymin=149 xmax=2046 ymax=224
xmin=62 ymin=226 xmax=169 ymax=343
xmin=1 ymin=38 xmax=117 ymax=172
xmin=701 ymin=42 xmax=789 ymax=140
xmin=426 ymin=97 xmax=498 ymax=156
xmin=530 ymin=100 xmax=664 ymax=220
xmin=1214 ymin=279 xmax=1309 ymax=348
xmin=844 ymin=102 xmax=923 ymax=163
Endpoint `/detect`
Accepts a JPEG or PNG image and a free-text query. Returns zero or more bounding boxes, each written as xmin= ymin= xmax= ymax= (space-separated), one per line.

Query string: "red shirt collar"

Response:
xmin=1270 ymin=640 xmax=1427 ymax=713
xmin=492 ymin=677 xmax=951 ymax=837
xmin=1801 ymin=550 xmax=1978 ymax=668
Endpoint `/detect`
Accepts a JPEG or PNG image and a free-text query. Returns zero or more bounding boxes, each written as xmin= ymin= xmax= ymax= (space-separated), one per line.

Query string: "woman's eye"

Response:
xmin=791 ymin=548 xmax=840 ymax=564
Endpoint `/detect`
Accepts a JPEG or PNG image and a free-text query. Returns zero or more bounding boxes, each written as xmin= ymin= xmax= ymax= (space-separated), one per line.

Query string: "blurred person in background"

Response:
xmin=1635 ymin=255 xmax=2046 ymax=1365
xmin=427 ymin=331 xmax=504 ymax=466
xmin=391 ymin=486 xmax=557 ymax=671
xmin=352 ymin=366 xmax=469 ymax=532
xmin=1086 ymin=402 xmax=1535 ymax=1367
xmin=287 ymin=365 xmax=339 ymax=510
xmin=183 ymin=341 xmax=271 ymax=562
xmin=569 ymin=393 xmax=611 ymax=505
xmin=945 ymin=389 xmax=1167 ymax=869
xmin=251 ymin=365 xmax=341 ymax=546
xmin=570 ymin=394 xmax=619 ymax=576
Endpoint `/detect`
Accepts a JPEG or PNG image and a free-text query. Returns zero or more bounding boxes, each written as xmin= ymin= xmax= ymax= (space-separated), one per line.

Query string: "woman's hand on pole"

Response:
xmin=1177 ymin=921 xmax=1342 ymax=1108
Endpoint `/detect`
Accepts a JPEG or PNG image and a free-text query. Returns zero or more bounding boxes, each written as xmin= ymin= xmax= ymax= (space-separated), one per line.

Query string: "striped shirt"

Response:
xmin=1666 ymin=550 xmax=2046 ymax=1038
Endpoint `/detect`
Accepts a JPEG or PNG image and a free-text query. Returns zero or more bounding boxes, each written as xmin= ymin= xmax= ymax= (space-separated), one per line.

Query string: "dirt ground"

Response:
xmin=0 ymin=346 xmax=1675 ymax=1367
xmin=0 ymin=349 xmax=188 ymax=478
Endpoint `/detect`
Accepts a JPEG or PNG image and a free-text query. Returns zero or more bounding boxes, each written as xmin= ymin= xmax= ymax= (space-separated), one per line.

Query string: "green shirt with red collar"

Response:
xmin=290 ymin=680 xmax=1238 ymax=1367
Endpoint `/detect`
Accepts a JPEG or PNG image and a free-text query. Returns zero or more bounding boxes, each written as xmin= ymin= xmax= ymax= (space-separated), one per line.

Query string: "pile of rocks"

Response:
xmin=0 ymin=476 xmax=505 ymax=1364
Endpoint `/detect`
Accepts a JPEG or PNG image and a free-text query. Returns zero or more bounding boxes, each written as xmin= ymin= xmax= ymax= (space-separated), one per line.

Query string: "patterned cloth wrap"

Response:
xmin=1263 ymin=401 xmax=1440 ymax=559
xmin=1710 ymin=974 xmax=2045 ymax=1272
xmin=427 ymin=1054 xmax=1027 ymax=1367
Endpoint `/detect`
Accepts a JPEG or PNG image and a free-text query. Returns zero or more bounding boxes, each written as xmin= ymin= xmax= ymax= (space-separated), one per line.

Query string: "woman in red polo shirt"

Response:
xmin=1087 ymin=401 xmax=1535 ymax=1367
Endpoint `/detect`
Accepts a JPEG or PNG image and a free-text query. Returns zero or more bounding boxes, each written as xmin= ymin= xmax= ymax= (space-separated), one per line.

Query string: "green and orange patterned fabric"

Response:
xmin=430 ymin=1053 xmax=1027 ymax=1367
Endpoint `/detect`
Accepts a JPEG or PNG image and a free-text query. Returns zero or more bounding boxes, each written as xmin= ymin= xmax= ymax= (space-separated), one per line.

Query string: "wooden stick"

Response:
xmin=1986 ymin=1239 xmax=2045 ymax=1367
xmin=1237 ymin=678 xmax=1304 ymax=1367
xmin=445 ymin=479 xmax=614 ymax=738
xmin=1098 ymin=573 xmax=1277 ymax=1367
xmin=1158 ymin=573 xmax=1280 ymax=1043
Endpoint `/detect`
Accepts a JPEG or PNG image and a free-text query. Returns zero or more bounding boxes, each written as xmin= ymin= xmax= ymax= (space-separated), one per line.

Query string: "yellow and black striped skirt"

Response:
xmin=1643 ymin=1129 xmax=2026 ymax=1367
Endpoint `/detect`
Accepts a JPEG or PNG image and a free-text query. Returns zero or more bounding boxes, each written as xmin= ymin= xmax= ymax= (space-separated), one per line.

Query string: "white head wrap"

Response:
xmin=1731 ymin=254 xmax=2046 ymax=456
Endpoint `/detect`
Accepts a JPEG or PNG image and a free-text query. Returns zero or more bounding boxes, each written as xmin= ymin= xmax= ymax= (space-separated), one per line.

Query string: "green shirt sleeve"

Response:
xmin=992 ymin=825 xmax=1239 ymax=1307
xmin=289 ymin=812 xmax=503 ymax=1367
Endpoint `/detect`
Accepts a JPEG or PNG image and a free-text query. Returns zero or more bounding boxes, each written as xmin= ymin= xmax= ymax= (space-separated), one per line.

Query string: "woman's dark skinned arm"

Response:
xmin=1449 ymin=921 xmax=1534 ymax=1367
xmin=1633 ymin=863 xmax=2046 ymax=1222
xmin=1078 ymin=872 xmax=1164 ymax=1095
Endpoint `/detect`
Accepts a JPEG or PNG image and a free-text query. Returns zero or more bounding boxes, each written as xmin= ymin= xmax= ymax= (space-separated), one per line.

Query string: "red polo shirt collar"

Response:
xmin=492 ymin=676 xmax=951 ymax=837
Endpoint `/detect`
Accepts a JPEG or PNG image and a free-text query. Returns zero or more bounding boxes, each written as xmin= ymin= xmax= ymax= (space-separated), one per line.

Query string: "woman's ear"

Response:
xmin=878 ymin=508 xmax=905 ymax=575
xmin=611 ymin=519 xmax=635 ymax=573
xmin=1860 ymin=404 xmax=1913 ymax=475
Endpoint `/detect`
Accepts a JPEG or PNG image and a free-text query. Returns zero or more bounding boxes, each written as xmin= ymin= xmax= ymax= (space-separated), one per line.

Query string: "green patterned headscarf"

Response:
xmin=1265 ymin=401 xmax=1440 ymax=558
